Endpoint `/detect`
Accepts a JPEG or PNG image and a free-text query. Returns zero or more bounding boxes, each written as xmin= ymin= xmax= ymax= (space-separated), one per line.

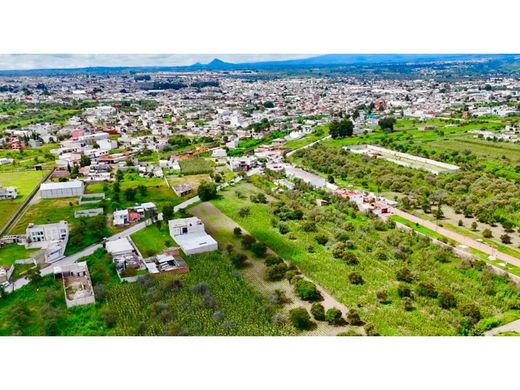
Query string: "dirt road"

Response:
xmin=391 ymin=208 xmax=520 ymax=268
xmin=191 ymin=202 xmax=355 ymax=336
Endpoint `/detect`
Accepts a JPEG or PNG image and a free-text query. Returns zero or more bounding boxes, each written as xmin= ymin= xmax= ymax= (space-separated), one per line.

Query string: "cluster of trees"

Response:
xmin=295 ymin=144 xmax=520 ymax=232
xmin=329 ymin=118 xmax=354 ymax=139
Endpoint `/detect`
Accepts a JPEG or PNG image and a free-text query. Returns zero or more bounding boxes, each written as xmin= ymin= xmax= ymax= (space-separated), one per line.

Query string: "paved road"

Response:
xmin=391 ymin=208 xmax=520 ymax=268
xmin=285 ymin=135 xmax=331 ymax=157
xmin=40 ymin=220 xmax=150 ymax=276
xmin=485 ymin=319 xmax=520 ymax=336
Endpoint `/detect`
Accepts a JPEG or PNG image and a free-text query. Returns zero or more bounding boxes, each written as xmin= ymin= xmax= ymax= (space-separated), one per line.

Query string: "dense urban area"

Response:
xmin=2 ymin=55 xmax=520 ymax=336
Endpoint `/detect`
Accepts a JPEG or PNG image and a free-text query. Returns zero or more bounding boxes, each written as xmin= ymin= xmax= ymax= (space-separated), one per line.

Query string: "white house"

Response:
xmin=26 ymin=221 xmax=69 ymax=262
xmin=168 ymin=217 xmax=218 ymax=256
xmin=113 ymin=209 xmax=129 ymax=226
xmin=0 ymin=186 xmax=17 ymax=200
xmin=40 ymin=180 xmax=85 ymax=199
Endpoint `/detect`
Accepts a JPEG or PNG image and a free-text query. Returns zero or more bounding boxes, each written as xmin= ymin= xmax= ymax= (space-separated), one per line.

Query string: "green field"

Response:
xmin=210 ymin=181 xmax=520 ymax=335
xmin=86 ymin=170 xmax=180 ymax=212
xmin=0 ymin=247 xmax=294 ymax=336
xmin=131 ymin=224 xmax=173 ymax=258
xmin=179 ymin=158 xmax=213 ymax=175
xmin=0 ymin=169 xmax=48 ymax=229
xmin=0 ymin=244 xmax=37 ymax=266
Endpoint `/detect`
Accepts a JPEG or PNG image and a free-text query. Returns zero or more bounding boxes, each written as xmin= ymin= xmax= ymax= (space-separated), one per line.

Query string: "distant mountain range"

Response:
xmin=0 ymin=54 xmax=519 ymax=76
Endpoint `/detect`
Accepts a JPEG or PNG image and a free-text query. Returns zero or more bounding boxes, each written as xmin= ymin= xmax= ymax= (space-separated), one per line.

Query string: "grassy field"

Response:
xmin=10 ymin=197 xmax=78 ymax=234
xmin=86 ymin=171 xmax=180 ymax=212
xmin=179 ymin=158 xmax=213 ymax=175
xmin=167 ymin=174 xmax=211 ymax=193
xmin=0 ymin=169 xmax=48 ymax=229
xmin=0 ymin=244 xmax=37 ymax=266
xmin=210 ymin=181 xmax=520 ymax=335
xmin=0 ymin=144 xmax=59 ymax=171
xmin=131 ymin=224 xmax=173 ymax=257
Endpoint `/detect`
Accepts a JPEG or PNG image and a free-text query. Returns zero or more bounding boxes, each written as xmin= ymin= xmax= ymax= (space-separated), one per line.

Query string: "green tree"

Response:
xmin=198 ymin=181 xmax=218 ymax=201
xmin=289 ymin=307 xmax=312 ymax=330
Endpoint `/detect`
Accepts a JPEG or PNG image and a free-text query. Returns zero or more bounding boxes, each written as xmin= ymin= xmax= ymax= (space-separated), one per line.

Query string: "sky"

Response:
xmin=0 ymin=54 xmax=312 ymax=71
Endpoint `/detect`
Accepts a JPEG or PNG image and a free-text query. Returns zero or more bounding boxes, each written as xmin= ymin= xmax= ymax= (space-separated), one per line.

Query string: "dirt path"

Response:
xmin=191 ymin=202 xmax=357 ymax=336
xmin=391 ymin=208 xmax=520 ymax=268
xmin=485 ymin=319 xmax=520 ymax=336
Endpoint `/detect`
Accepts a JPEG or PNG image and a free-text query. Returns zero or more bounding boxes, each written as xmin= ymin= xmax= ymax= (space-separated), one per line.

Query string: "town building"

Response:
xmin=40 ymin=180 xmax=85 ymax=198
xmin=168 ymin=217 xmax=218 ymax=255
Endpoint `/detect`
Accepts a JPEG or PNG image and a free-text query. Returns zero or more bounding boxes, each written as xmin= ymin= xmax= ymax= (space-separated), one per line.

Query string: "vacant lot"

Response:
xmin=179 ymin=158 xmax=213 ymax=175
xmin=167 ymin=174 xmax=211 ymax=193
xmin=0 ymin=170 xmax=47 ymax=229
xmin=0 ymin=244 xmax=37 ymax=266
xmin=131 ymin=224 xmax=173 ymax=258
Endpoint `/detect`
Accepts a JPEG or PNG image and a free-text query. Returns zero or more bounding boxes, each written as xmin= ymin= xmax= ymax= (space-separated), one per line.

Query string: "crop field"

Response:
xmin=425 ymin=136 xmax=520 ymax=160
xmin=0 ymin=169 xmax=48 ymax=229
xmin=211 ymin=181 xmax=520 ymax=335
xmin=0 ymin=247 xmax=294 ymax=336
xmin=179 ymin=157 xmax=213 ymax=175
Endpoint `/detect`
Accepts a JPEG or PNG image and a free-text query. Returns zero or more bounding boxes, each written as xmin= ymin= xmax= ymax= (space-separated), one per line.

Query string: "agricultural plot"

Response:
xmin=179 ymin=158 xmax=213 ymax=175
xmin=0 ymin=169 xmax=47 ymax=229
xmin=0 ymin=246 xmax=294 ymax=336
xmin=211 ymin=181 xmax=520 ymax=335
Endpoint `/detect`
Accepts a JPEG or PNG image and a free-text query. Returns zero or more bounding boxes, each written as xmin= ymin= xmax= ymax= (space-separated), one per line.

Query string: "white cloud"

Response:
xmin=0 ymin=54 xmax=311 ymax=70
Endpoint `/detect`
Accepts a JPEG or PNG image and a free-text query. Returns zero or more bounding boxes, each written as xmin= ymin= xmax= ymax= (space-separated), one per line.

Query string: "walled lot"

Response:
xmin=0 ymin=170 xmax=48 ymax=228
xmin=0 ymin=244 xmax=37 ymax=266
xmin=86 ymin=171 xmax=181 ymax=211
xmin=9 ymin=197 xmax=78 ymax=234
xmin=167 ymin=174 xmax=211 ymax=193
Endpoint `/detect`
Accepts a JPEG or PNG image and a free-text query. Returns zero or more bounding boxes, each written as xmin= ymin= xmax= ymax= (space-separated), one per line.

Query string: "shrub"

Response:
xmin=416 ymin=281 xmax=438 ymax=298
xmin=397 ymin=283 xmax=411 ymax=298
xmin=500 ymin=234 xmax=512 ymax=244
xmin=376 ymin=290 xmax=389 ymax=304
xmin=230 ymin=253 xmax=248 ymax=268
xmin=482 ymin=229 xmax=493 ymax=238
xmin=241 ymin=234 xmax=256 ymax=249
xmin=396 ymin=267 xmax=414 ymax=283
xmin=315 ymin=234 xmax=329 ymax=245
xmin=343 ymin=252 xmax=359 ymax=265
xmin=251 ymin=242 xmax=267 ymax=257
xmin=325 ymin=307 xmax=343 ymax=325
xmin=121 ymin=267 xmax=137 ymax=278
xmin=266 ymin=263 xmax=289 ymax=281
xmin=233 ymin=227 xmax=242 ymax=236
xmin=302 ymin=221 xmax=318 ymax=232
xmin=346 ymin=309 xmax=363 ymax=326
xmin=289 ymin=307 xmax=312 ymax=330
xmin=278 ymin=223 xmax=289 ymax=235
xmin=459 ymin=303 xmax=481 ymax=326
xmin=348 ymin=272 xmax=364 ymax=285
xmin=310 ymin=303 xmax=326 ymax=321
xmin=295 ymin=279 xmax=322 ymax=301
xmin=438 ymin=291 xmax=457 ymax=309
xmin=264 ymin=256 xmax=283 ymax=266
xmin=238 ymin=207 xmax=250 ymax=218
xmin=402 ymin=297 xmax=415 ymax=311
xmin=364 ymin=323 xmax=378 ymax=336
